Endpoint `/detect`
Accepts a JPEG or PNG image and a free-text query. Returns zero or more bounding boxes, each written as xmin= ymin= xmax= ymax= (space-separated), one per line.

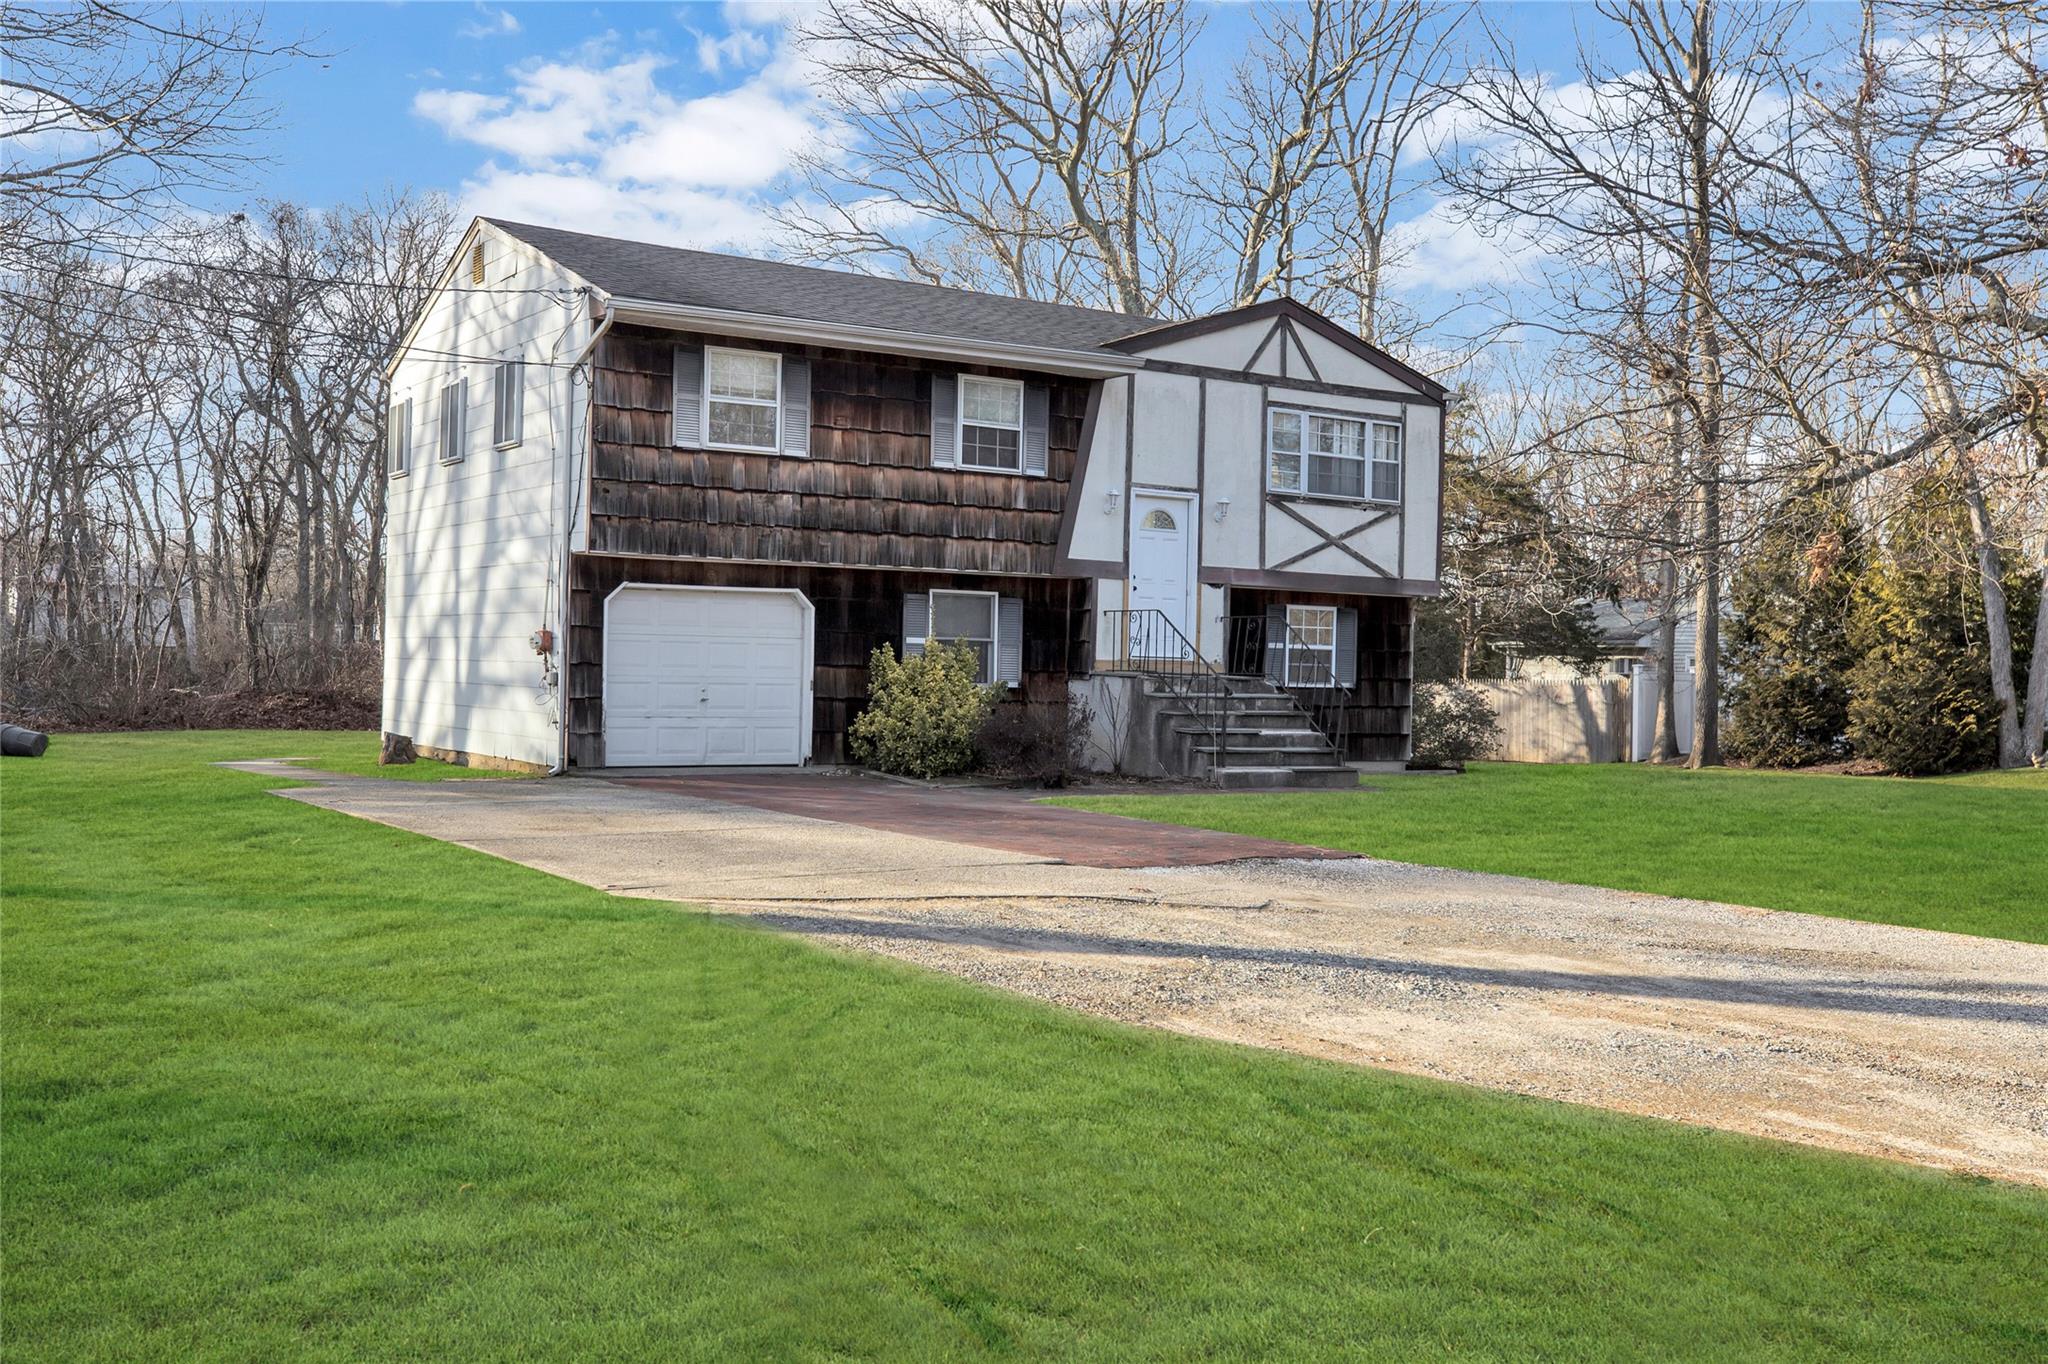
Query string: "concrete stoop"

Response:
xmin=1125 ymin=675 xmax=1357 ymax=789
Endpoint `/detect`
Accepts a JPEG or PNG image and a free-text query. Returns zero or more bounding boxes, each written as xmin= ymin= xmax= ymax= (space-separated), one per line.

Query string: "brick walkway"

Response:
xmin=604 ymin=772 xmax=1356 ymax=870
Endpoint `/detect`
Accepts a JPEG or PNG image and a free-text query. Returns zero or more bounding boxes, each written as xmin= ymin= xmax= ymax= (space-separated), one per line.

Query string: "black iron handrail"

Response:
xmin=1101 ymin=608 xmax=1231 ymax=772
xmin=1221 ymin=613 xmax=1353 ymax=761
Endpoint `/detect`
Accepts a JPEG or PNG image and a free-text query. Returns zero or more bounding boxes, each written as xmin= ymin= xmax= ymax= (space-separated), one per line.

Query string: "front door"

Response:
xmin=1128 ymin=491 xmax=1195 ymax=656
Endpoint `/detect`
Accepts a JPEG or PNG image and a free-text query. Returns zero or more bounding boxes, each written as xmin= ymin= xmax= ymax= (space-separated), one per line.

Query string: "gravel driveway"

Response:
xmin=249 ymin=762 xmax=2048 ymax=1185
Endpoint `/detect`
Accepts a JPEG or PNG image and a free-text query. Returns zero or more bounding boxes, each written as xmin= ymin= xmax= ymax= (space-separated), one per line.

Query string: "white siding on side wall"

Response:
xmin=381 ymin=225 xmax=587 ymax=768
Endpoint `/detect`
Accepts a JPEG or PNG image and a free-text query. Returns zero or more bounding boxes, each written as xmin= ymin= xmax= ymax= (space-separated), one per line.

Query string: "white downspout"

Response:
xmin=549 ymin=295 xmax=615 ymax=775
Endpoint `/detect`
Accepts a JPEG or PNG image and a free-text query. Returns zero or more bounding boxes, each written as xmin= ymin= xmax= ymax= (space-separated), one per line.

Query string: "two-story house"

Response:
xmin=380 ymin=219 xmax=1445 ymax=781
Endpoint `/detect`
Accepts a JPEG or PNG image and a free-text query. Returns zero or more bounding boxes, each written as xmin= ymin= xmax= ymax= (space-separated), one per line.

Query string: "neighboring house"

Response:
xmin=1509 ymin=599 xmax=1699 ymax=681
xmin=1507 ymin=598 xmax=1698 ymax=760
xmin=380 ymin=219 xmax=1446 ymax=779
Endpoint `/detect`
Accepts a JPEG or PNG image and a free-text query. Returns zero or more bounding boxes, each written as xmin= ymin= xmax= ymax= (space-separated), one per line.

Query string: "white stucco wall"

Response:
xmin=1067 ymin=317 xmax=1444 ymax=593
xmin=381 ymin=224 xmax=588 ymax=767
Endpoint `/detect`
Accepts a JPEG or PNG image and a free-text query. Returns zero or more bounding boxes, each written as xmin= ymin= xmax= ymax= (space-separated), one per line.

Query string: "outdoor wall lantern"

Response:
xmin=1104 ymin=487 xmax=1122 ymax=515
xmin=1213 ymin=498 xmax=1232 ymax=522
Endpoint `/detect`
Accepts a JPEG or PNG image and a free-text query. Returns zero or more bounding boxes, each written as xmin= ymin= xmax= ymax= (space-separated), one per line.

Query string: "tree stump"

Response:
xmin=379 ymin=732 xmax=418 ymax=766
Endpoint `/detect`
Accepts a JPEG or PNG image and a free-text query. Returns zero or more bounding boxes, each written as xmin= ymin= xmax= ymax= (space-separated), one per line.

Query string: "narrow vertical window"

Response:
xmin=438 ymin=379 xmax=465 ymax=463
xmin=386 ymin=398 xmax=411 ymax=477
xmin=493 ymin=358 xmax=523 ymax=447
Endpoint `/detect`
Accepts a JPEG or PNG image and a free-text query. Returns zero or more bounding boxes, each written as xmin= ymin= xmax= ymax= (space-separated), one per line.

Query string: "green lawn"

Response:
xmin=5 ymin=734 xmax=2044 ymax=1361
xmin=273 ymin=729 xmax=537 ymax=781
xmin=1056 ymin=761 xmax=2048 ymax=944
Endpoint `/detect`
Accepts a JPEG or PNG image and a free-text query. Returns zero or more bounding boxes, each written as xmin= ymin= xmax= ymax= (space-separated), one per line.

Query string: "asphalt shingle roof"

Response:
xmin=487 ymin=219 xmax=1167 ymax=353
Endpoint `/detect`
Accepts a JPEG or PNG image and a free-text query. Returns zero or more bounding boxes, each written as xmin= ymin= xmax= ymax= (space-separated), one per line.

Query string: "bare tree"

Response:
xmin=0 ymin=2 xmax=308 ymax=252
xmin=1446 ymin=0 xmax=1803 ymax=766
xmin=781 ymin=0 xmax=1205 ymax=314
xmin=1690 ymin=1 xmax=2048 ymax=764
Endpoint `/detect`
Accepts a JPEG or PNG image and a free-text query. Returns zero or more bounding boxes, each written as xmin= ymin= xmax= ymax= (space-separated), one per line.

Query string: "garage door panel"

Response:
xmin=605 ymin=587 xmax=809 ymax=767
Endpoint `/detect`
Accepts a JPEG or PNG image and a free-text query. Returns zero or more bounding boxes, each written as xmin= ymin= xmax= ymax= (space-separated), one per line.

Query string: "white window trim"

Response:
xmin=437 ymin=378 xmax=465 ymax=465
xmin=915 ymin=588 xmax=1001 ymax=686
xmin=956 ymin=375 xmax=1026 ymax=475
xmin=493 ymin=355 xmax=523 ymax=449
xmin=1265 ymin=406 xmax=1401 ymax=505
xmin=704 ymin=344 xmax=783 ymax=454
xmin=387 ymin=396 xmax=412 ymax=479
xmin=1284 ymin=604 xmax=1339 ymax=685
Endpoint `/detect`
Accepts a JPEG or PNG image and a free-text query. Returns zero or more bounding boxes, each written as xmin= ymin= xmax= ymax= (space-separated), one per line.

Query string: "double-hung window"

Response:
xmin=929 ymin=589 xmax=998 ymax=684
xmin=438 ymin=379 xmax=465 ymax=464
xmin=905 ymin=590 xmax=1000 ymax=684
xmin=386 ymin=398 xmax=411 ymax=477
xmin=958 ymin=376 xmax=1024 ymax=471
xmin=492 ymin=357 xmax=523 ymax=447
xmin=1283 ymin=605 xmax=1338 ymax=686
xmin=1267 ymin=407 xmax=1401 ymax=502
xmin=705 ymin=346 xmax=781 ymax=451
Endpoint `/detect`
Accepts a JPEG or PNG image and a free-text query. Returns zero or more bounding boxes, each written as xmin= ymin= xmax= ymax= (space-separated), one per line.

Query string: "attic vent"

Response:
xmin=470 ymin=242 xmax=486 ymax=285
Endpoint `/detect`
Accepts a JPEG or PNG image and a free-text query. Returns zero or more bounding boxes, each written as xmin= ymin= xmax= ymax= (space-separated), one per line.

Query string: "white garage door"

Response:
xmin=604 ymin=586 xmax=809 ymax=766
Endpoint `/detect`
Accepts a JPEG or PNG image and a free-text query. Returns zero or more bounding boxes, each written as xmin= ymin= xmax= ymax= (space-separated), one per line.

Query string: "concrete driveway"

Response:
xmin=249 ymin=762 xmax=2048 ymax=1186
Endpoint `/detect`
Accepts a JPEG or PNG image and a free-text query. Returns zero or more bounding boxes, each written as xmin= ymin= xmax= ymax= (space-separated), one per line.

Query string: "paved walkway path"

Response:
xmin=606 ymin=772 xmax=1357 ymax=868
xmin=240 ymin=761 xmax=2048 ymax=1186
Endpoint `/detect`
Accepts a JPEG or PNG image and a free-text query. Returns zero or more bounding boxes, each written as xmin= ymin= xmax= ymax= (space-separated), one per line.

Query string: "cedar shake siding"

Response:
xmin=1221 ymin=588 xmax=1413 ymax=763
xmin=588 ymin=325 xmax=1091 ymax=575
xmin=568 ymin=555 xmax=1092 ymax=768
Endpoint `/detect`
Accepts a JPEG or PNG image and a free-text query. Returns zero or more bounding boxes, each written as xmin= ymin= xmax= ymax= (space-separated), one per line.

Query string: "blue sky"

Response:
xmin=252 ymin=3 xmax=1569 ymax=220
xmin=236 ymin=1 xmax=1857 ymax=327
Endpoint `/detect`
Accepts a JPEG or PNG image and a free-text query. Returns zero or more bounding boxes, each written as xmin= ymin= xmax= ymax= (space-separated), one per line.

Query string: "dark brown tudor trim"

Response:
xmin=1106 ymin=298 xmax=1449 ymax=403
xmin=1201 ymin=565 xmax=1443 ymax=598
xmin=1136 ymin=357 xmax=1434 ymax=408
xmin=1051 ymin=381 xmax=1107 ymax=573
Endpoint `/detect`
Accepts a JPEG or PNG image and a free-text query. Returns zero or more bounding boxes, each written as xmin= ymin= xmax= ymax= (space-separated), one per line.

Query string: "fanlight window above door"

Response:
xmin=1140 ymin=508 xmax=1177 ymax=530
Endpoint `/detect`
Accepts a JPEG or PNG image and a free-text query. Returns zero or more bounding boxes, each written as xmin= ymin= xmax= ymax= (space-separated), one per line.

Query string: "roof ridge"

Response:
xmin=482 ymin=218 xmax=1168 ymax=332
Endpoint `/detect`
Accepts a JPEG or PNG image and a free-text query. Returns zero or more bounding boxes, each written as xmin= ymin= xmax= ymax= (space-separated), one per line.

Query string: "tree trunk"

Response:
xmin=2024 ymin=538 xmax=2048 ymax=765
xmin=1688 ymin=472 xmax=1723 ymax=768
xmin=1957 ymin=472 xmax=2024 ymax=767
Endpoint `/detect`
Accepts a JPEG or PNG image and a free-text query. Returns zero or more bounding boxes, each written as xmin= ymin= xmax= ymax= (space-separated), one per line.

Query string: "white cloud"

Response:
xmin=457 ymin=3 xmax=522 ymax=40
xmin=695 ymin=28 xmax=770 ymax=73
xmin=1387 ymin=195 xmax=1551 ymax=293
xmin=416 ymin=31 xmax=828 ymax=250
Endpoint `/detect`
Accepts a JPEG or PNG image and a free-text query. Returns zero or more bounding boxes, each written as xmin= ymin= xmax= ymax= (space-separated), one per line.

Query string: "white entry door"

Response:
xmin=604 ymin=586 xmax=811 ymax=766
xmin=1129 ymin=490 xmax=1195 ymax=653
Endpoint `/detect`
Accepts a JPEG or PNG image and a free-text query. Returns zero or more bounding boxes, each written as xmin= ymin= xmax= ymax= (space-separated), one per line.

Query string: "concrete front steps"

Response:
xmin=1147 ymin=675 xmax=1357 ymax=789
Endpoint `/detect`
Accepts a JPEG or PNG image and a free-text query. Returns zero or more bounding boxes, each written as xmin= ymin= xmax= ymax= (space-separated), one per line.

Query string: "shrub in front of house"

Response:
xmin=1408 ymin=680 xmax=1501 ymax=771
xmin=848 ymin=641 xmax=1003 ymax=778
xmin=975 ymin=697 xmax=1093 ymax=787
